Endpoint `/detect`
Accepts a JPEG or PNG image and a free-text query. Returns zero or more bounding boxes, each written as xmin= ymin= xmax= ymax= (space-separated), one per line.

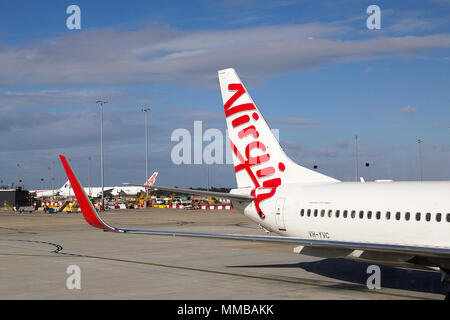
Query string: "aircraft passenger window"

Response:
xmin=321 ymin=209 xmax=325 ymax=217
xmin=396 ymin=212 xmax=401 ymax=221
xmin=335 ymin=210 xmax=340 ymax=218
xmin=307 ymin=209 xmax=311 ymax=217
xmin=386 ymin=211 xmax=391 ymax=220
xmin=343 ymin=210 xmax=348 ymax=218
xmin=351 ymin=210 xmax=356 ymax=218
xmin=300 ymin=209 xmax=304 ymax=217
xmin=447 ymin=213 xmax=450 ymax=222
xmin=405 ymin=212 xmax=410 ymax=221
xmin=367 ymin=211 xmax=372 ymax=219
xmin=426 ymin=213 xmax=431 ymax=222
xmin=436 ymin=213 xmax=441 ymax=222
xmin=416 ymin=212 xmax=421 ymax=221
xmin=376 ymin=211 xmax=381 ymax=220
xmin=328 ymin=210 xmax=332 ymax=218
xmin=314 ymin=209 xmax=318 ymax=217
xmin=359 ymin=211 xmax=364 ymax=219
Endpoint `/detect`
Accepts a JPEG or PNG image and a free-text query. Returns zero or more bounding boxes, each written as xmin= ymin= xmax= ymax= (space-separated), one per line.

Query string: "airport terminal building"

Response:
xmin=0 ymin=188 xmax=32 ymax=208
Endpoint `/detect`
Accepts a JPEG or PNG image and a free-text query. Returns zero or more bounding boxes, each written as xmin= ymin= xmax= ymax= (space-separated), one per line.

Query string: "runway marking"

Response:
xmin=0 ymin=239 xmax=63 ymax=253
xmin=82 ymin=241 xmax=291 ymax=256
xmin=0 ymin=242 xmax=280 ymax=262
xmin=0 ymin=227 xmax=39 ymax=235
xmin=79 ymin=254 xmax=437 ymax=300
xmin=0 ymin=239 xmax=81 ymax=261
xmin=0 ymin=238 xmax=441 ymax=300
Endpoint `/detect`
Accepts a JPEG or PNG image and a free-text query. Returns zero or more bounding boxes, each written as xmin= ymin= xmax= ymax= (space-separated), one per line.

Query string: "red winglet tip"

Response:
xmin=59 ymin=154 xmax=111 ymax=231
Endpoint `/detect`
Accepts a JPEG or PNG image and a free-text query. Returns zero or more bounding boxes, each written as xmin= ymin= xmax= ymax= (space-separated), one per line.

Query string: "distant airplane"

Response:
xmin=61 ymin=181 xmax=114 ymax=198
xmin=60 ymin=68 xmax=450 ymax=298
xmin=110 ymin=172 xmax=158 ymax=196
xmin=31 ymin=179 xmax=114 ymax=198
xmin=32 ymin=173 xmax=157 ymax=198
xmin=31 ymin=180 xmax=71 ymax=198
xmin=67 ymin=173 xmax=158 ymax=197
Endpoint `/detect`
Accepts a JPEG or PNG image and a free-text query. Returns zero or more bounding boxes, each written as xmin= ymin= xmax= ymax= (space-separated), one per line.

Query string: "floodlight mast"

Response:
xmin=142 ymin=107 xmax=151 ymax=206
xmin=96 ymin=99 xmax=108 ymax=210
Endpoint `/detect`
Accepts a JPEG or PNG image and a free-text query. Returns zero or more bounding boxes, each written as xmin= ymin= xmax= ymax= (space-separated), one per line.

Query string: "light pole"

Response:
xmin=55 ymin=159 xmax=60 ymax=190
xmin=354 ymin=135 xmax=359 ymax=182
xmin=52 ymin=160 xmax=56 ymax=199
xmin=48 ymin=167 xmax=51 ymax=190
xmin=142 ymin=107 xmax=151 ymax=206
xmin=16 ymin=163 xmax=20 ymax=188
xmin=68 ymin=158 xmax=72 ymax=198
xmin=417 ymin=139 xmax=423 ymax=181
xmin=207 ymin=165 xmax=210 ymax=191
xmin=88 ymin=156 xmax=91 ymax=197
xmin=96 ymin=100 xmax=108 ymax=210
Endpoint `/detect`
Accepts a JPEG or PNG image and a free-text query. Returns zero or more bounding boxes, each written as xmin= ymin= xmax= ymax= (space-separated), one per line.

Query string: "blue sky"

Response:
xmin=0 ymin=0 xmax=449 ymax=189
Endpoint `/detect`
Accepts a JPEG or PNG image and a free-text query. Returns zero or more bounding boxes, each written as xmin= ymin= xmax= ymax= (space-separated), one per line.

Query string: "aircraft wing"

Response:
xmin=122 ymin=183 xmax=254 ymax=202
xmin=59 ymin=155 xmax=450 ymax=260
xmin=89 ymin=187 xmax=114 ymax=197
xmin=102 ymin=188 xmax=114 ymax=195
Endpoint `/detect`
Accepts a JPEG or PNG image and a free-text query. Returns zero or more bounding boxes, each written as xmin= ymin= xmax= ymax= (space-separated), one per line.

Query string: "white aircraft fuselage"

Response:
xmin=235 ymin=181 xmax=450 ymax=249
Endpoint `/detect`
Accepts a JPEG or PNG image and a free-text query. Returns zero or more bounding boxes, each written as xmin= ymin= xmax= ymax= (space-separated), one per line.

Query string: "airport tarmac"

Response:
xmin=0 ymin=208 xmax=448 ymax=300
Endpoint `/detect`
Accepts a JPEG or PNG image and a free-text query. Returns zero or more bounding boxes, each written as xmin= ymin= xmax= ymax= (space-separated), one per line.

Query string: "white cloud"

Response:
xmin=0 ymin=23 xmax=449 ymax=87
xmin=0 ymin=89 xmax=122 ymax=109
xmin=397 ymin=105 xmax=417 ymax=114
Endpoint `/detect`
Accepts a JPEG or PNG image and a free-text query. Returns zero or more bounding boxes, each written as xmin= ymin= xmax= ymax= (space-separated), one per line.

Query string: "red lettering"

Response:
xmin=224 ymin=83 xmax=246 ymax=111
xmin=238 ymin=125 xmax=259 ymax=139
xmin=256 ymin=167 xmax=275 ymax=178
xmin=245 ymin=141 xmax=270 ymax=166
xmin=232 ymin=114 xmax=250 ymax=127
xmin=224 ymin=83 xmax=256 ymax=118
xmin=262 ymin=178 xmax=281 ymax=188
xmin=225 ymin=103 xmax=256 ymax=118
xmin=254 ymin=187 xmax=277 ymax=219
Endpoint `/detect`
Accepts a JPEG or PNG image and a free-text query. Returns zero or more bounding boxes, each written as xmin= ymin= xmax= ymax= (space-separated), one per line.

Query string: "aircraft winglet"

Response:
xmin=59 ymin=155 xmax=118 ymax=232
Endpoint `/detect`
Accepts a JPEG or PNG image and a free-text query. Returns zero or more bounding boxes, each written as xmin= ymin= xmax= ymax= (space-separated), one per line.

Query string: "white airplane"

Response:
xmin=31 ymin=180 xmax=71 ymax=198
xmin=58 ymin=173 xmax=158 ymax=198
xmin=55 ymin=180 xmax=113 ymax=198
xmin=31 ymin=179 xmax=113 ymax=198
xmin=111 ymin=172 xmax=158 ymax=196
xmin=59 ymin=68 xmax=450 ymax=297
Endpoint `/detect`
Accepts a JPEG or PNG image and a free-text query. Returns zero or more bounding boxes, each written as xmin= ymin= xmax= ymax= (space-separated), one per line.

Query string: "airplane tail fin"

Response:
xmin=145 ymin=172 xmax=158 ymax=186
xmin=144 ymin=172 xmax=158 ymax=191
xmin=218 ymin=68 xmax=338 ymax=189
xmin=60 ymin=179 xmax=71 ymax=191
